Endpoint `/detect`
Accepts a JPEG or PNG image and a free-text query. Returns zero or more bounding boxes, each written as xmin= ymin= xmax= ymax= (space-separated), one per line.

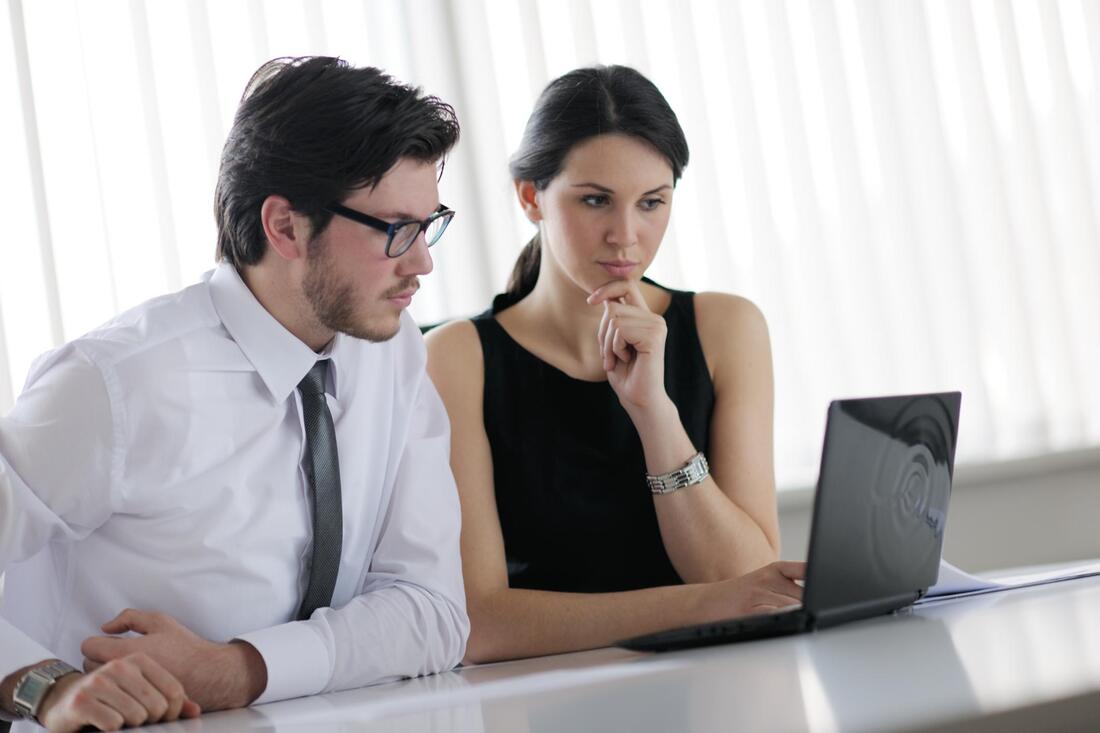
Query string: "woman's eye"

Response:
xmin=640 ymin=197 xmax=666 ymax=211
xmin=581 ymin=194 xmax=610 ymax=207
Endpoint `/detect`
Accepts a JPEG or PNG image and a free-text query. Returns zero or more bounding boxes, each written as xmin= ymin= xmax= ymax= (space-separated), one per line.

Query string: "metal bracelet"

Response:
xmin=646 ymin=451 xmax=710 ymax=494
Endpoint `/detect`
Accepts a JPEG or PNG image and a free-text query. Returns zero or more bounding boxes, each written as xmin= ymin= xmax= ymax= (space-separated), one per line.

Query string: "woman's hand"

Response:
xmin=588 ymin=280 xmax=670 ymax=416
xmin=699 ymin=561 xmax=806 ymax=621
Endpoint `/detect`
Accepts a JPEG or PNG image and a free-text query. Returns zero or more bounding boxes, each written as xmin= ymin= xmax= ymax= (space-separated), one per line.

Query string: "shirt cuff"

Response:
xmin=235 ymin=621 xmax=332 ymax=705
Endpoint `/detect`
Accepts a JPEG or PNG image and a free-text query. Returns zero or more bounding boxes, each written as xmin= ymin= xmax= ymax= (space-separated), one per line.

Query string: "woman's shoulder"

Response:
xmin=424 ymin=319 xmax=485 ymax=398
xmin=692 ymin=291 xmax=767 ymax=327
xmin=689 ymin=291 xmax=770 ymax=377
xmin=425 ymin=316 xmax=480 ymax=344
xmin=644 ymin=279 xmax=765 ymax=331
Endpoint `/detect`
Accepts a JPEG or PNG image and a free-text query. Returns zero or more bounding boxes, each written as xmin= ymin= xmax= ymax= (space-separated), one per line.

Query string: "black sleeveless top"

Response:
xmin=471 ymin=282 xmax=716 ymax=593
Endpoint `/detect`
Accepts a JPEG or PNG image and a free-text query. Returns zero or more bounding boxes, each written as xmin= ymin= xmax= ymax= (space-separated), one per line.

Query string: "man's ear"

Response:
xmin=514 ymin=180 xmax=543 ymax=224
xmin=261 ymin=195 xmax=309 ymax=261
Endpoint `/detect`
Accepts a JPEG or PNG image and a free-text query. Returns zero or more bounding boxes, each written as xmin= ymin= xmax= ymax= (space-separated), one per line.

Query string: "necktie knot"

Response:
xmin=299 ymin=361 xmax=329 ymax=398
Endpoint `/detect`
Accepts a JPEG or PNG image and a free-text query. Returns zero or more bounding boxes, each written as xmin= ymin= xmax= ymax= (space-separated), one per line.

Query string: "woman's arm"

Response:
xmin=590 ymin=284 xmax=780 ymax=583
xmin=642 ymin=293 xmax=780 ymax=582
xmin=425 ymin=320 xmax=800 ymax=663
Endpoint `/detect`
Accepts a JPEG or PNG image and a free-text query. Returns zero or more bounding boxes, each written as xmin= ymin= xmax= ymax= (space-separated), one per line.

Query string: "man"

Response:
xmin=0 ymin=56 xmax=468 ymax=732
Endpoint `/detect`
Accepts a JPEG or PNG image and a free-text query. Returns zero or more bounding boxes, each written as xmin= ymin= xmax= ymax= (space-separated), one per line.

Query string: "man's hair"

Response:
xmin=214 ymin=56 xmax=460 ymax=267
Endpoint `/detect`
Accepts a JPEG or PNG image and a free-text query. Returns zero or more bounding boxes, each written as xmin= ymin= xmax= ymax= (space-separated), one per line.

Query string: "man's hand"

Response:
xmin=31 ymin=655 xmax=198 ymax=732
xmin=81 ymin=609 xmax=267 ymax=712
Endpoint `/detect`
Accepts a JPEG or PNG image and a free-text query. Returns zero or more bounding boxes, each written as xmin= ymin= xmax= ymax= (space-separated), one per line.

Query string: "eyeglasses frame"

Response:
xmin=324 ymin=202 xmax=455 ymax=258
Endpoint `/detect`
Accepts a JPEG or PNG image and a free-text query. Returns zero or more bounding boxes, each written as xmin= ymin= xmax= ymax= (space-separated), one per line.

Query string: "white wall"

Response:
xmin=779 ymin=447 xmax=1100 ymax=572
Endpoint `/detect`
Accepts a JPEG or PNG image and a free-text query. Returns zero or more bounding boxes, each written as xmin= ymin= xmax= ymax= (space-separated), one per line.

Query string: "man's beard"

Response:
xmin=302 ymin=234 xmax=411 ymax=343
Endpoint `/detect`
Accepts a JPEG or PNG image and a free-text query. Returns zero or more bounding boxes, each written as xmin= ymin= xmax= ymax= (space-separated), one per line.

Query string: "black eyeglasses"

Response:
xmin=325 ymin=202 xmax=455 ymax=258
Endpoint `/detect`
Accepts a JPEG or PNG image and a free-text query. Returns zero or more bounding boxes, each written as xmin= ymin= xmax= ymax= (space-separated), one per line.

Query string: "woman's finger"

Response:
xmin=763 ymin=573 xmax=804 ymax=601
xmin=611 ymin=322 xmax=632 ymax=363
xmin=746 ymin=594 xmax=802 ymax=614
xmin=773 ymin=560 xmax=807 ymax=581
xmin=597 ymin=302 xmax=611 ymax=366
xmin=588 ymin=279 xmax=649 ymax=311
xmin=605 ymin=316 xmax=664 ymax=354
xmin=603 ymin=312 xmax=618 ymax=372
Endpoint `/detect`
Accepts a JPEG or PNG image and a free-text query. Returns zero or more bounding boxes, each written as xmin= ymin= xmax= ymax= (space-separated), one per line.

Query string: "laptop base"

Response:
xmin=617 ymin=607 xmax=813 ymax=652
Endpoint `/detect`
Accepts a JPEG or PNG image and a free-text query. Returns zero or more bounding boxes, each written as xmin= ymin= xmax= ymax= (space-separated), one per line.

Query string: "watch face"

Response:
xmin=15 ymin=674 xmax=50 ymax=705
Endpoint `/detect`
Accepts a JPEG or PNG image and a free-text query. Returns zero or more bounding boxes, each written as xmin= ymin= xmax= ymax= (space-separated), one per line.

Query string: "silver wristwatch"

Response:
xmin=12 ymin=660 xmax=78 ymax=722
xmin=646 ymin=451 xmax=710 ymax=494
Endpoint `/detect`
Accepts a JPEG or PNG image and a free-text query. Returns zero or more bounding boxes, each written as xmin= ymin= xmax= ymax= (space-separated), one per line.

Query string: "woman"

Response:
xmin=426 ymin=65 xmax=803 ymax=663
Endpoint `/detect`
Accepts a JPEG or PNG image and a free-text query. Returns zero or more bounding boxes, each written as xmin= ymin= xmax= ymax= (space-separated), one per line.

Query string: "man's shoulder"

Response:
xmin=68 ymin=278 xmax=224 ymax=369
xmin=15 ymin=278 xmax=230 ymax=436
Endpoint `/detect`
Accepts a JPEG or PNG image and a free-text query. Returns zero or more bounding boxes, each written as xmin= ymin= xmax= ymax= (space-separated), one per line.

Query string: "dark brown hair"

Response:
xmin=506 ymin=65 xmax=689 ymax=298
xmin=215 ymin=56 xmax=460 ymax=267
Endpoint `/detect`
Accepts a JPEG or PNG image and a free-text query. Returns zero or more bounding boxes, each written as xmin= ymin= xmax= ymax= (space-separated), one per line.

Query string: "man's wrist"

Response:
xmin=0 ymin=663 xmax=37 ymax=717
xmin=224 ymin=641 xmax=267 ymax=709
xmin=30 ymin=668 xmax=81 ymax=725
xmin=0 ymin=660 xmax=79 ymax=720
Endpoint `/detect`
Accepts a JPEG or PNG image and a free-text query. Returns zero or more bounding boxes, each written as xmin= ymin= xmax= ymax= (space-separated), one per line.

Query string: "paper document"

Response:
xmin=918 ymin=558 xmax=1100 ymax=604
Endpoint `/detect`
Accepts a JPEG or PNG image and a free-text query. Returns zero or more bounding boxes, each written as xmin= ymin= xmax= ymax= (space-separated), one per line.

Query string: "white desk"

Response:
xmin=141 ymin=575 xmax=1100 ymax=732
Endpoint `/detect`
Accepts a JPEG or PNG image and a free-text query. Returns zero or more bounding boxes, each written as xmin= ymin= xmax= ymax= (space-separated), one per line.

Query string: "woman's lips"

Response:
xmin=599 ymin=261 xmax=638 ymax=278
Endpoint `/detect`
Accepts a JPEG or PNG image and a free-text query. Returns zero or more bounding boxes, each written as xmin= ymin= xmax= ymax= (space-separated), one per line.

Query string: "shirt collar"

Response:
xmin=208 ymin=262 xmax=339 ymax=403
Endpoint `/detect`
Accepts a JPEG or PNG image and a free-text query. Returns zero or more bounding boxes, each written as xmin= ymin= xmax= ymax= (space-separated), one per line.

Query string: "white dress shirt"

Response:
xmin=0 ymin=263 xmax=468 ymax=723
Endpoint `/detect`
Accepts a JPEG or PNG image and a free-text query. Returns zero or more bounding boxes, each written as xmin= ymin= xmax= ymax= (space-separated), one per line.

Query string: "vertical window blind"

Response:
xmin=2 ymin=0 xmax=1098 ymax=488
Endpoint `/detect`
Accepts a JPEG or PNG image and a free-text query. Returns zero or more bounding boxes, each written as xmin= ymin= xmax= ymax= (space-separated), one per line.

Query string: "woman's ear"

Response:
xmin=261 ymin=195 xmax=309 ymax=261
xmin=514 ymin=180 xmax=543 ymax=223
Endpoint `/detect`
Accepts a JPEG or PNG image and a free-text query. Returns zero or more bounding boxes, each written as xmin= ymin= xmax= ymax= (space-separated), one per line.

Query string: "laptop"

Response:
xmin=617 ymin=391 xmax=962 ymax=652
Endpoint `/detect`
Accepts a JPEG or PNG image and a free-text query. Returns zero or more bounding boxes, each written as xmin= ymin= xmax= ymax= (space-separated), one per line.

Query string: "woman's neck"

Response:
xmin=507 ymin=267 xmax=609 ymax=377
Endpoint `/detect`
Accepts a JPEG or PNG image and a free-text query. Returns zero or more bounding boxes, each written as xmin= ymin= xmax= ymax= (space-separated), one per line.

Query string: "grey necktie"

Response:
xmin=296 ymin=360 xmax=343 ymax=620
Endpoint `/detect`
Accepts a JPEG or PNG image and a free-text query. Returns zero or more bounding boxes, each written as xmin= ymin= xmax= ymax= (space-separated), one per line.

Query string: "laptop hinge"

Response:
xmin=810 ymin=592 xmax=921 ymax=629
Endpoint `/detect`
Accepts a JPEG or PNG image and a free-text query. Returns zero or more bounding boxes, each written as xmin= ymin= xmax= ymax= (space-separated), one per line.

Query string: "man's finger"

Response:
xmin=71 ymin=696 xmax=126 ymax=733
xmin=132 ymin=654 xmax=192 ymax=721
xmin=85 ymin=669 xmax=150 ymax=729
xmin=81 ymin=635 xmax=130 ymax=664
xmin=101 ymin=608 xmax=160 ymax=635
xmin=111 ymin=662 xmax=170 ymax=723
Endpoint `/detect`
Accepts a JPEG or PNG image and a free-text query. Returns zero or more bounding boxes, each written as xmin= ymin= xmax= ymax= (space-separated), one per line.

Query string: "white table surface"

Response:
xmin=137 ymin=574 xmax=1100 ymax=732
